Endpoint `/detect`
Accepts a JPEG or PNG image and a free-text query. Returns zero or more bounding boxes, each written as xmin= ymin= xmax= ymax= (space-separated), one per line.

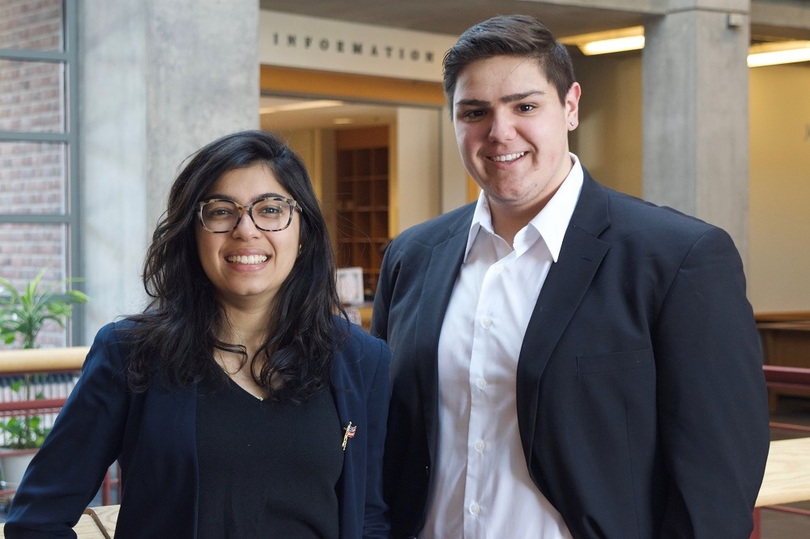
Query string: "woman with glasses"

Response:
xmin=4 ymin=130 xmax=391 ymax=538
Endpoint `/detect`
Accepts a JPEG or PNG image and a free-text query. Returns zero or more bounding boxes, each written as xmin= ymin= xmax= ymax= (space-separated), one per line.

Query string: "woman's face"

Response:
xmin=195 ymin=163 xmax=301 ymax=313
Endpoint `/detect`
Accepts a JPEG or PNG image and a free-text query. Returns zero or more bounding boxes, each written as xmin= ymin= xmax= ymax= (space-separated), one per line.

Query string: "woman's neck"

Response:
xmin=219 ymin=302 xmax=273 ymax=351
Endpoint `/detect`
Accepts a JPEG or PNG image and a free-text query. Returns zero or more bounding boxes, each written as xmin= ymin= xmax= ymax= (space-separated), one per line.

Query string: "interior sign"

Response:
xmin=259 ymin=11 xmax=455 ymax=82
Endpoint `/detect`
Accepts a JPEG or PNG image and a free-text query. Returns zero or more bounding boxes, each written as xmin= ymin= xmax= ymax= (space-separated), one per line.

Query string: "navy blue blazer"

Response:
xmin=5 ymin=318 xmax=391 ymax=538
xmin=372 ymin=172 xmax=770 ymax=538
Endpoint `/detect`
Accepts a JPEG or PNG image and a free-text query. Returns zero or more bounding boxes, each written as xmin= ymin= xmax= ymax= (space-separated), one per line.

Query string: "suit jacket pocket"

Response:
xmin=577 ymin=348 xmax=652 ymax=375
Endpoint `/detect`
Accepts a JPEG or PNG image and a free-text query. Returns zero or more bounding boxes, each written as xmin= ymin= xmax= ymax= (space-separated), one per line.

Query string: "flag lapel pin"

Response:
xmin=342 ymin=422 xmax=357 ymax=451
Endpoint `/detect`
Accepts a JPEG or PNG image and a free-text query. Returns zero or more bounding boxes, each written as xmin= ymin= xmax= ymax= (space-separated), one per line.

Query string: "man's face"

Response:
xmin=452 ymin=55 xmax=580 ymax=219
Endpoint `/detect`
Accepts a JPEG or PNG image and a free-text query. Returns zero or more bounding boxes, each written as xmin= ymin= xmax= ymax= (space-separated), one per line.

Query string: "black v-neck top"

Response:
xmin=196 ymin=375 xmax=343 ymax=538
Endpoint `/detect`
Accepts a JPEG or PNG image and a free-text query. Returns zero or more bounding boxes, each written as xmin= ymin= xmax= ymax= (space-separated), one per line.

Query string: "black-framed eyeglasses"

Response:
xmin=197 ymin=196 xmax=302 ymax=233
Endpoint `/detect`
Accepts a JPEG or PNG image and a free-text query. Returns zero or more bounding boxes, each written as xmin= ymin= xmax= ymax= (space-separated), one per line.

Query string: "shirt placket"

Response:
xmin=463 ymin=260 xmax=503 ymax=537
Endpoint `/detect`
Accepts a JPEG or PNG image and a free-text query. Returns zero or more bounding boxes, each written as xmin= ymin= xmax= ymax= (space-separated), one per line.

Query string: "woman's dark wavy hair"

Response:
xmin=443 ymin=14 xmax=576 ymax=110
xmin=125 ymin=130 xmax=348 ymax=402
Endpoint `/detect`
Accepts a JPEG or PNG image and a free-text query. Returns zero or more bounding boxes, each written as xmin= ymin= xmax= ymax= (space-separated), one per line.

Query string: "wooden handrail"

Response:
xmin=763 ymin=365 xmax=810 ymax=386
xmin=0 ymin=346 xmax=122 ymax=509
xmin=0 ymin=346 xmax=89 ymax=375
xmin=0 ymin=397 xmax=68 ymax=414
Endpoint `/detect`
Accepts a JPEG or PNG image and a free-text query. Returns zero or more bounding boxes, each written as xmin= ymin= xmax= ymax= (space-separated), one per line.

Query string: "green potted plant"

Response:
xmin=0 ymin=268 xmax=88 ymax=487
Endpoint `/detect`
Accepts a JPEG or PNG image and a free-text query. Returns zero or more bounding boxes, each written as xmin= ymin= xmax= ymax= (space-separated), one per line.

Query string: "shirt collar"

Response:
xmin=464 ymin=153 xmax=584 ymax=262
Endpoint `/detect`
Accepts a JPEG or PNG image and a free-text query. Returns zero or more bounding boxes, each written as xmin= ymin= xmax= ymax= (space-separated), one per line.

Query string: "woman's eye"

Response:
xmin=258 ymin=205 xmax=282 ymax=215
xmin=209 ymin=207 xmax=234 ymax=217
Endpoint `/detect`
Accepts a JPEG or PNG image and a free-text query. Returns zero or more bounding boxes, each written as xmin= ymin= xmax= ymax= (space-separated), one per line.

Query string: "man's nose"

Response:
xmin=488 ymin=111 xmax=516 ymax=142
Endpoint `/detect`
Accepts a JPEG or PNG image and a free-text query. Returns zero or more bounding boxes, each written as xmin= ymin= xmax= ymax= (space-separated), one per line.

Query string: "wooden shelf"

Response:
xmin=334 ymin=127 xmax=390 ymax=298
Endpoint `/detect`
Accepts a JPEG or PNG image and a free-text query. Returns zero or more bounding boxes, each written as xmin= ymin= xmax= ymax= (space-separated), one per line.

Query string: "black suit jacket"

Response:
xmin=371 ymin=171 xmax=769 ymax=538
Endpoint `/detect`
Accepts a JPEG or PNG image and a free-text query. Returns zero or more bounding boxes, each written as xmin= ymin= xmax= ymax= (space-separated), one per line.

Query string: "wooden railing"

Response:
xmin=0 ymin=346 xmax=120 ymax=506
xmin=0 ymin=346 xmax=90 ymax=376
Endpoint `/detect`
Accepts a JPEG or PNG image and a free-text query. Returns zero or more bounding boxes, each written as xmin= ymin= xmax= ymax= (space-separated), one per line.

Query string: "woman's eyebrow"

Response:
xmin=201 ymin=192 xmax=286 ymax=203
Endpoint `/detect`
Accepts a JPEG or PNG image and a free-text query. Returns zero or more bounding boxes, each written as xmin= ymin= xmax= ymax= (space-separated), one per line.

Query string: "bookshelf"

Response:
xmin=334 ymin=127 xmax=390 ymax=299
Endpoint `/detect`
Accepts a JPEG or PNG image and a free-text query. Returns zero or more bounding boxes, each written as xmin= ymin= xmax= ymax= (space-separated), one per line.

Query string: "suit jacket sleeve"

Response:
xmin=4 ymin=323 xmax=129 ymax=538
xmin=361 ymin=337 xmax=391 ymax=538
xmin=654 ymin=226 xmax=769 ymax=537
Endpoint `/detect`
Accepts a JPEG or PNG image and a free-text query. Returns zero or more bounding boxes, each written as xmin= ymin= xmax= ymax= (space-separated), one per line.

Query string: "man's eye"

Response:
xmin=462 ymin=109 xmax=484 ymax=120
xmin=518 ymin=103 xmax=536 ymax=112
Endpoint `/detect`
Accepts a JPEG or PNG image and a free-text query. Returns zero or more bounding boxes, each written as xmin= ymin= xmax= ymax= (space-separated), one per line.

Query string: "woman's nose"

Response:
xmin=232 ymin=209 xmax=261 ymax=238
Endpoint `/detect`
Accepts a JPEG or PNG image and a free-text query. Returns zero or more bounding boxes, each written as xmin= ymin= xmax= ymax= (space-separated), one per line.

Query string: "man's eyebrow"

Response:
xmin=455 ymin=98 xmax=490 ymax=108
xmin=455 ymin=91 xmax=546 ymax=109
xmin=500 ymin=90 xmax=545 ymax=103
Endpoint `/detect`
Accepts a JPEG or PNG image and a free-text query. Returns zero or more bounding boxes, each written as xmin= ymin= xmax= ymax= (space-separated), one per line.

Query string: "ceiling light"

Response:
xmin=747 ymin=41 xmax=810 ymax=67
xmin=259 ymin=100 xmax=344 ymax=115
xmin=560 ymin=26 xmax=645 ymax=56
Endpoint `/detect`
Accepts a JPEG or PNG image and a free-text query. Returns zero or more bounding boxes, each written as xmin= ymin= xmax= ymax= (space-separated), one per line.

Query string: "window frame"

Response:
xmin=0 ymin=0 xmax=83 ymax=344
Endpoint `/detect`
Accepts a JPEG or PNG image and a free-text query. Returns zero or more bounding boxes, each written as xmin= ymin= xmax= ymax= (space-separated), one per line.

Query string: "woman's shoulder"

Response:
xmin=83 ymin=317 xmax=148 ymax=368
xmin=89 ymin=318 xmax=138 ymax=347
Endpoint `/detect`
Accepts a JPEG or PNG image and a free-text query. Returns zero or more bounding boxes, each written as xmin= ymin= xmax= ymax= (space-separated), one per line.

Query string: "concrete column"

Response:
xmin=642 ymin=0 xmax=751 ymax=261
xmin=79 ymin=0 xmax=259 ymax=341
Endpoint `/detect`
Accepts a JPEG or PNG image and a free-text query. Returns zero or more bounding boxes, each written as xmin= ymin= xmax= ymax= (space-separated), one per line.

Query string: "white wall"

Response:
xmin=571 ymin=53 xmax=643 ymax=198
xmin=440 ymin=106 xmax=470 ymax=213
xmin=395 ymin=107 xmax=442 ymax=233
xmin=748 ymin=64 xmax=810 ymax=313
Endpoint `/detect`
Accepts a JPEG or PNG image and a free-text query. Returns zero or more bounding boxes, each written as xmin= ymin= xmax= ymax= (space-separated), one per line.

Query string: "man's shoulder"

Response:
xmin=334 ymin=317 xmax=391 ymax=360
xmin=389 ymin=202 xmax=474 ymax=248
xmin=590 ymin=180 xmax=717 ymax=235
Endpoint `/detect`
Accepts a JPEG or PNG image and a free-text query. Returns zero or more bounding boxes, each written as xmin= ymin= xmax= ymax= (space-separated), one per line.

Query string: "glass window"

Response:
xmin=0 ymin=223 xmax=71 ymax=347
xmin=0 ymin=0 xmax=64 ymax=52
xmin=0 ymin=59 xmax=66 ymax=133
xmin=0 ymin=141 xmax=67 ymax=213
xmin=1 ymin=0 xmax=78 ymax=347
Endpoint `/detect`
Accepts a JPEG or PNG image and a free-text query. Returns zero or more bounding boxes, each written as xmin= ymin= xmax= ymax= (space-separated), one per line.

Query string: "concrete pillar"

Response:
xmin=642 ymin=0 xmax=751 ymax=261
xmin=79 ymin=0 xmax=259 ymax=340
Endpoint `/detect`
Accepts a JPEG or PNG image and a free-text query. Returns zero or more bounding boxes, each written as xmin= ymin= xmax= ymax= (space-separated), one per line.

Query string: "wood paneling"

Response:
xmin=260 ymin=65 xmax=445 ymax=106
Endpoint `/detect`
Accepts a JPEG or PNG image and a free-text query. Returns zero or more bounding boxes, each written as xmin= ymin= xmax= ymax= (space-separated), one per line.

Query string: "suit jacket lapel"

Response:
xmin=515 ymin=174 xmax=611 ymax=459
xmin=415 ymin=209 xmax=470 ymax=461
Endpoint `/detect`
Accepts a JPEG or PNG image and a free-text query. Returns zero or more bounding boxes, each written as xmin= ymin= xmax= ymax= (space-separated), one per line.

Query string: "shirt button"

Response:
xmin=476 ymin=378 xmax=487 ymax=390
xmin=469 ymin=503 xmax=480 ymax=515
xmin=481 ymin=316 xmax=492 ymax=328
xmin=474 ymin=440 xmax=485 ymax=452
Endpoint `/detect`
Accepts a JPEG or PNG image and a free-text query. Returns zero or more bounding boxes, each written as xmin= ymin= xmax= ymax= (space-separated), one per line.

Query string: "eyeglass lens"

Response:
xmin=200 ymin=197 xmax=293 ymax=232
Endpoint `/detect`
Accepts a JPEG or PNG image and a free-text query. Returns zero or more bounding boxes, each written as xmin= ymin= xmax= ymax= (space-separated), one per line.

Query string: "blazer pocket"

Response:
xmin=577 ymin=348 xmax=652 ymax=375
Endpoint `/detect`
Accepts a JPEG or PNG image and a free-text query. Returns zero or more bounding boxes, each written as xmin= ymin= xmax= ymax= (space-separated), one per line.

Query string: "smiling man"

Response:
xmin=372 ymin=14 xmax=769 ymax=539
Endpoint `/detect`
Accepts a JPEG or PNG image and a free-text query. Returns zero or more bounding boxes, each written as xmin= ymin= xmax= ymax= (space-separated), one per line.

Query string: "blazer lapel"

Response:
xmin=414 ymin=210 xmax=470 ymax=460
xmin=515 ymin=174 xmax=611 ymax=458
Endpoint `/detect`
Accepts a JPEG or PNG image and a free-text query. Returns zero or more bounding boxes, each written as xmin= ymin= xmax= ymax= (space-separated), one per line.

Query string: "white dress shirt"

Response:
xmin=422 ymin=155 xmax=584 ymax=538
